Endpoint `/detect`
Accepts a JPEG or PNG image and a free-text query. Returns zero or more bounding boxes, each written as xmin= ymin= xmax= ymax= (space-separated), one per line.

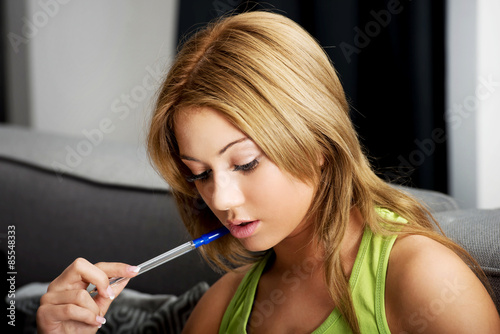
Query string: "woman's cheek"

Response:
xmin=195 ymin=183 xmax=214 ymax=208
xmin=245 ymin=165 xmax=283 ymax=205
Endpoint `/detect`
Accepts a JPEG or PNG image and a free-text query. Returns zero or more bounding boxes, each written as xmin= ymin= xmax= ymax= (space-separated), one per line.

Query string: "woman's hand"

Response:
xmin=36 ymin=258 xmax=139 ymax=333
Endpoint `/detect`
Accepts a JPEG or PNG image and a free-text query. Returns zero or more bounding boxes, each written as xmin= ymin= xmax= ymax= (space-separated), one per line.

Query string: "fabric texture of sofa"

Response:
xmin=1 ymin=125 xmax=498 ymax=333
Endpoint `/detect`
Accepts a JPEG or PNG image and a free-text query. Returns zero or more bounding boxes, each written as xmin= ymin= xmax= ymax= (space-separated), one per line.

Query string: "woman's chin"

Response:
xmin=237 ymin=236 xmax=277 ymax=253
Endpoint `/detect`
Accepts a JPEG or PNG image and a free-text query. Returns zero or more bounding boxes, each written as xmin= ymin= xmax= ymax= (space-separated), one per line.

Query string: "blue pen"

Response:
xmin=89 ymin=227 xmax=229 ymax=297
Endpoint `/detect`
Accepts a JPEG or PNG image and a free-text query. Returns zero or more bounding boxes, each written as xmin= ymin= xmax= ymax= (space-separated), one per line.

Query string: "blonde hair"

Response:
xmin=148 ymin=11 xmax=487 ymax=333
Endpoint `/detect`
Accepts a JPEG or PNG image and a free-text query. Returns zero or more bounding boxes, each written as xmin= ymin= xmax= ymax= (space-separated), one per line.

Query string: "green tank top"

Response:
xmin=219 ymin=208 xmax=406 ymax=333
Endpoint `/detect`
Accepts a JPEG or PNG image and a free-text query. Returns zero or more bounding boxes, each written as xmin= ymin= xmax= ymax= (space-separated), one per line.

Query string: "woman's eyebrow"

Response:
xmin=180 ymin=137 xmax=249 ymax=162
xmin=218 ymin=137 xmax=248 ymax=155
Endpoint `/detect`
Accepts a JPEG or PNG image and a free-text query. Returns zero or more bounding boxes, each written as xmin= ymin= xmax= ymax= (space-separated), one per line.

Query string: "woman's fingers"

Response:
xmin=36 ymin=303 xmax=105 ymax=331
xmin=91 ymin=262 xmax=140 ymax=314
xmin=40 ymin=289 xmax=100 ymax=316
xmin=92 ymin=262 xmax=139 ymax=303
xmin=91 ymin=277 xmax=133 ymax=315
xmin=94 ymin=261 xmax=140 ymax=277
xmin=48 ymin=258 xmax=110 ymax=298
xmin=37 ymin=258 xmax=140 ymax=333
xmin=48 ymin=258 xmax=139 ymax=300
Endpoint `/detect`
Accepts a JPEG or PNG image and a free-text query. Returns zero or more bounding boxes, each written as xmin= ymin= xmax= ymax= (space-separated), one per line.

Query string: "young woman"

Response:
xmin=37 ymin=11 xmax=500 ymax=333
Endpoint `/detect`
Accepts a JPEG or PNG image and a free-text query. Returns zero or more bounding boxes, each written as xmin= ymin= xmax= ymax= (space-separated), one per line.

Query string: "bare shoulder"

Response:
xmin=385 ymin=234 xmax=500 ymax=333
xmin=182 ymin=267 xmax=249 ymax=334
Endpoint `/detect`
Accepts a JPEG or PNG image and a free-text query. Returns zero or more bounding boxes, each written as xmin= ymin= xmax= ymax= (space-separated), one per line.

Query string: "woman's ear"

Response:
xmin=317 ymin=152 xmax=325 ymax=168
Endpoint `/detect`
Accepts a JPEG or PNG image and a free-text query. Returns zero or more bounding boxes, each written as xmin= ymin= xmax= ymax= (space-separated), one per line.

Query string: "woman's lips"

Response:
xmin=227 ymin=220 xmax=260 ymax=239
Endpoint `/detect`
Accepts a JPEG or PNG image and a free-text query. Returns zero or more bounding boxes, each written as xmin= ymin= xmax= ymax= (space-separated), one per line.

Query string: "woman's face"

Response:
xmin=174 ymin=106 xmax=317 ymax=252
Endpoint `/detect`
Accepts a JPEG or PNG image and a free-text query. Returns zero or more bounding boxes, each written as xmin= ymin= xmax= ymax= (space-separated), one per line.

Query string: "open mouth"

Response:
xmin=228 ymin=220 xmax=260 ymax=239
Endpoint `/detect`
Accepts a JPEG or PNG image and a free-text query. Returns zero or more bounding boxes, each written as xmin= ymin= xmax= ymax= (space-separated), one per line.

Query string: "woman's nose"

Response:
xmin=210 ymin=171 xmax=245 ymax=211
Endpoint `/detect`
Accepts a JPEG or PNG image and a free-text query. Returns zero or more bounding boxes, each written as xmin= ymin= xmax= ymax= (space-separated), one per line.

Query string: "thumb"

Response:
xmin=94 ymin=277 xmax=131 ymax=315
xmin=92 ymin=263 xmax=140 ymax=315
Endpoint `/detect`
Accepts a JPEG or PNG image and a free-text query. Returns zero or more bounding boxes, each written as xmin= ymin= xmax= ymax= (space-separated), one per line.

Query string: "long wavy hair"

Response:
xmin=147 ymin=11 xmax=487 ymax=333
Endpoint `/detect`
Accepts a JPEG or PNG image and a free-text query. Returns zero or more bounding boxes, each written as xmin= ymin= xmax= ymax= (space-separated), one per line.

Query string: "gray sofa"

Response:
xmin=1 ymin=125 xmax=499 ymax=332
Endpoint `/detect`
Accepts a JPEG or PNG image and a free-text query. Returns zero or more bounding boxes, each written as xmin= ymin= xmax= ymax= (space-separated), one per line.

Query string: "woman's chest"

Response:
xmin=247 ymin=277 xmax=335 ymax=333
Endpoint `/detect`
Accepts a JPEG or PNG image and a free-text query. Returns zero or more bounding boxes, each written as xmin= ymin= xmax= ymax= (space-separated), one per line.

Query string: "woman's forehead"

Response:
xmin=173 ymin=106 xmax=249 ymax=153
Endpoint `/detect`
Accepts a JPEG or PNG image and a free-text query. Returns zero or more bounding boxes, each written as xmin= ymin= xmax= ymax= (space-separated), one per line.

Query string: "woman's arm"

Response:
xmin=182 ymin=270 xmax=246 ymax=334
xmin=385 ymin=235 xmax=500 ymax=333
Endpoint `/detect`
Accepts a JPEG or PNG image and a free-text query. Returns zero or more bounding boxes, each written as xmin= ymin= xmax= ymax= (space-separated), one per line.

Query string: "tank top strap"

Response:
xmin=219 ymin=252 xmax=272 ymax=333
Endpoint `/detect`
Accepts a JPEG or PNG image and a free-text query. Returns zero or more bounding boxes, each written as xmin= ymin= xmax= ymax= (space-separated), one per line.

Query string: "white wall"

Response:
xmin=446 ymin=0 xmax=478 ymax=208
xmin=447 ymin=0 xmax=500 ymax=209
xmin=476 ymin=0 xmax=500 ymax=209
xmin=6 ymin=0 xmax=178 ymax=146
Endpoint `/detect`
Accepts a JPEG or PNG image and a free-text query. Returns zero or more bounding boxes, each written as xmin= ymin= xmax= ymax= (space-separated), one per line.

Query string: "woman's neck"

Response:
xmin=270 ymin=207 xmax=365 ymax=277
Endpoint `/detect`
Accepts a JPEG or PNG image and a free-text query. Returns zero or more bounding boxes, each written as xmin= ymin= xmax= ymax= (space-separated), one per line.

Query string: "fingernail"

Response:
xmin=106 ymin=286 xmax=115 ymax=300
xmin=96 ymin=315 xmax=106 ymax=326
xmin=127 ymin=265 xmax=140 ymax=273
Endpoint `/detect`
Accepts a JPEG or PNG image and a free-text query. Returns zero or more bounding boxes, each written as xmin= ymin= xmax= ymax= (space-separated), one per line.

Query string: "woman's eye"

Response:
xmin=186 ymin=159 xmax=259 ymax=183
xmin=233 ymin=159 xmax=259 ymax=173
xmin=186 ymin=170 xmax=212 ymax=183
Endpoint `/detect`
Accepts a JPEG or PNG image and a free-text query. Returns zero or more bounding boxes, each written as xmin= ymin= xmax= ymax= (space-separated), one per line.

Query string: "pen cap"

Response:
xmin=192 ymin=227 xmax=229 ymax=248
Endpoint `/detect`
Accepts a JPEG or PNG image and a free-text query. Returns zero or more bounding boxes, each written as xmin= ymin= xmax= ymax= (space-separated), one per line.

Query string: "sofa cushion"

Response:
xmin=10 ymin=281 xmax=209 ymax=334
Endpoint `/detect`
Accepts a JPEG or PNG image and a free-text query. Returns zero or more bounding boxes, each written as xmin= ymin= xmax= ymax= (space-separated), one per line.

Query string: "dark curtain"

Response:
xmin=176 ymin=0 xmax=447 ymax=194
